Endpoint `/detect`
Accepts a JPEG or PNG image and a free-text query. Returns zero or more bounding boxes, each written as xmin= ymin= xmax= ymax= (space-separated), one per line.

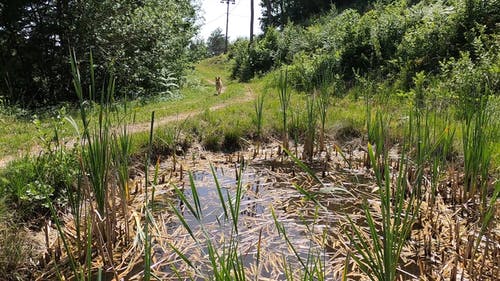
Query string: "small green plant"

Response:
xmin=222 ymin=128 xmax=242 ymax=152
xmin=0 ymin=148 xmax=78 ymax=220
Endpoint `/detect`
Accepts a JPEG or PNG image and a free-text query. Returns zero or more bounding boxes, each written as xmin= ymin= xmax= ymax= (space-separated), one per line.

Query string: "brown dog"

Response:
xmin=215 ymin=76 xmax=223 ymax=95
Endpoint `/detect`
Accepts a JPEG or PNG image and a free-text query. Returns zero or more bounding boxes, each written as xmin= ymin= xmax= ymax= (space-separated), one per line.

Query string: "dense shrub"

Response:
xmin=440 ymin=32 xmax=500 ymax=117
xmin=397 ymin=1 xmax=461 ymax=72
xmin=230 ymin=0 xmax=498 ymax=92
xmin=230 ymin=28 xmax=281 ymax=82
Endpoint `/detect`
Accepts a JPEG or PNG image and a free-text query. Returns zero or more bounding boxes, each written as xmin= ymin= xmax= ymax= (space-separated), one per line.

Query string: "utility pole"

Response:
xmin=250 ymin=0 xmax=254 ymax=45
xmin=221 ymin=0 xmax=235 ymax=53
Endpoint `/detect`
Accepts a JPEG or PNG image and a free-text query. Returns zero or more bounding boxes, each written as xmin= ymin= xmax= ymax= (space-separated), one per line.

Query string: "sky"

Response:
xmin=197 ymin=0 xmax=263 ymax=41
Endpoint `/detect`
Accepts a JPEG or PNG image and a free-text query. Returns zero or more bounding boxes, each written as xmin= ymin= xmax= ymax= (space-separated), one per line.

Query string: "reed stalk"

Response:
xmin=112 ymin=102 xmax=133 ymax=241
xmin=316 ymin=70 xmax=334 ymax=153
xmin=344 ymin=113 xmax=421 ymax=281
xmin=462 ymin=95 xmax=492 ymax=203
xmin=68 ymin=49 xmax=128 ymax=279
xmin=144 ymin=111 xmax=155 ymax=281
xmin=278 ymin=69 xmax=291 ymax=150
xmin=253 ymin=92 xmax=265 ymax=140
xmin=302 ymin=93 xmax=317 ymax=162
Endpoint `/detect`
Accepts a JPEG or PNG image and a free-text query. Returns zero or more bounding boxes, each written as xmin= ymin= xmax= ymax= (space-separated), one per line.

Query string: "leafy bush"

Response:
xmin=230 ymin=0 xmax=498 ymax=93
xmin=229 ymin=39 xmax=253 ymax=82
xmin=230 ymin=28 xmax=281 ymax=82
xmin=439 ymin=32 xmax=500 ymax=118
xmin=0 ymin=150 xmax=78 ymax=219
xmin=397 ymin=1 xmax=461 ymax=72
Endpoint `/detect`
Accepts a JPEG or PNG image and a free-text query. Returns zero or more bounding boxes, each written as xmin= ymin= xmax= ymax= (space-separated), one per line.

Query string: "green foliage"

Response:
xmin=0 ymin=150 xmax=78 ymax=219
xmin=229 ymin=38 xmax=253 ymax=81
xmin=207 ymin=28 xmax=226 ymax=56
xmin=440 ymin=34 xmax=500 ymax=118
xmin=230 ymin=29 xmax=281 ymax=81
xmin=397 ymin=1 xmax=461 ymax=72
xmin=234 ymin=0 xmax=498 ymax=93
xmin=0 ymin=0 xmax=197 ymax=106
xmin=188 ymin=38 xmax=209 ymax=62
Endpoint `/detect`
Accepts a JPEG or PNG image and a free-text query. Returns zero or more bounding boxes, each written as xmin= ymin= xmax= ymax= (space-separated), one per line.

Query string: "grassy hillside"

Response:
xmin=0 ymin=0 xmax=498 ymax=279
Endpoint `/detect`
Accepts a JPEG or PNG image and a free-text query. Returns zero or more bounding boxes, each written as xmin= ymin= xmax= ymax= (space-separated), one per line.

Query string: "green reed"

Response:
xmin=278 ymin=69 xmax=292 ymax=150
xmin=302 ymin=93 xmax=317 ymax=162
xmin=346 ymin=146 xmax=418 ymax=281
xmin=71 ymin=49 xmax=113 ymax=217
xmin=112 ymin=101 xmax=134 ymax=240
xmin=316 ymin=81 xmax=332 ymax=153
xmin=143 ymin=111 xmax=155 ymax=281
xmin=254 ymin=92 xmax=265 ymax=140
xmin=462 ymin=95 xmax=493 ymax=203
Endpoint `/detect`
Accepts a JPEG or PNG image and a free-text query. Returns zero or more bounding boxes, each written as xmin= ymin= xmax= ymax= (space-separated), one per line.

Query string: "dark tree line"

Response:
xmin=0 ymin=0 xmax=197 ymax=107
xmin=259 ymin=0 xmax=377 ymax=29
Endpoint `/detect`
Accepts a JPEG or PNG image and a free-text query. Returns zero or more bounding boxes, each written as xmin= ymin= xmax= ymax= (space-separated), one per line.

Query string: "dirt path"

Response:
xmin=0 ymin=87 xmax=255 ymax=169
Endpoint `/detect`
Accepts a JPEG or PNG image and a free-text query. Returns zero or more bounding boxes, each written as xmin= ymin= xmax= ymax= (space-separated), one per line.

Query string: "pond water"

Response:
xmin=162 ymin=162 xmax=377 ymax=280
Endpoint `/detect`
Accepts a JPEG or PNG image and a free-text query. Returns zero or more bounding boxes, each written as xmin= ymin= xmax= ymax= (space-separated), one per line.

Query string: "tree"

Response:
xmin=188 ymin=38 xmax=209 ymax=62
xmin=207 ymin=28 xmax=226 ymax=56
xmin=0 ymin=0 xmax=198 ymax=106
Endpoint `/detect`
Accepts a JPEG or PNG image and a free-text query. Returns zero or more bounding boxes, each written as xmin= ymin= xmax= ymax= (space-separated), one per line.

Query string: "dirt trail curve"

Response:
xmin=0 ymin=87 xmax=255 ymax=169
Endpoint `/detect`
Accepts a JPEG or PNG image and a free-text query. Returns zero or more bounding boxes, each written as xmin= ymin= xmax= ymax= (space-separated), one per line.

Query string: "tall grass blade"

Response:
xmin=144 ymin=111 xmax=155 ymax=281
xmin=211 ymin=163 xmax=229 ymax=221
xmin=188 ymin=171 xmax=203 ymax=220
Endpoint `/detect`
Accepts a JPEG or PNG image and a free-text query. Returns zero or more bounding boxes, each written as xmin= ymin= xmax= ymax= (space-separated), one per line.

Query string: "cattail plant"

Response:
xmin=302 ymin=93 xmax=317 ymax=162
xmin=344 ymin=116 xmax=421 ymax=281
xmin=316 ymin=80 xmax=332 ymax=153
xmin=253 ymin=92 xmax=265 ymax=156
xmin=254 ymin=93 xmax=265 ymax=140
xmin=112 ymin=102 xmax=134 ymax=241
xmin=72 ymin=50 xmax=121 ymax=264
xmin=144 ymin=111 xmax=155 ymax=281
xmin=462 ymin=94 xmax=493 ymax=203
xmin=278 ymin=69 xmax=291 ymax=150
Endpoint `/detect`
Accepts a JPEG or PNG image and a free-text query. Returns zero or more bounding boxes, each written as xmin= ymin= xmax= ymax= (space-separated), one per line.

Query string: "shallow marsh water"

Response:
xmin=155 ymin=144 xmax=393 ymax=280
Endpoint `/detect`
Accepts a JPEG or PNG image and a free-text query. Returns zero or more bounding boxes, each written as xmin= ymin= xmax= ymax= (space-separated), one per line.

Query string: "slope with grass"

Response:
xmin=0 ymin=56 xmax=254 ymax=169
